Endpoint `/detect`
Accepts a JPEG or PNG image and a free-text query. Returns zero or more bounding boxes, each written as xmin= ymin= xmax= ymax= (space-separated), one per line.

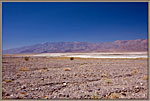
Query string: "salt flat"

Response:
xmin=31 ymin=52 xmax=147 ymax=59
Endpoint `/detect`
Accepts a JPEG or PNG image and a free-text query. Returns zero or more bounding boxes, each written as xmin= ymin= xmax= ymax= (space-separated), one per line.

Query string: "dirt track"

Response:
xmin=2 ymin=55 xmax=148 ymax=99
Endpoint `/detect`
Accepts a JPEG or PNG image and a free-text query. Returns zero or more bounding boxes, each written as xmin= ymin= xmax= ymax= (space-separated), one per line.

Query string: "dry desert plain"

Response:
xmin=2 ymin=52 xmax=148 ymax=99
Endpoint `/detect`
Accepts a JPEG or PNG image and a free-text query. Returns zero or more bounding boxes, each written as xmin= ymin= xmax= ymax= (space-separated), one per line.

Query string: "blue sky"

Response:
xmin=2 ymin=2 xmax=148 ymax=50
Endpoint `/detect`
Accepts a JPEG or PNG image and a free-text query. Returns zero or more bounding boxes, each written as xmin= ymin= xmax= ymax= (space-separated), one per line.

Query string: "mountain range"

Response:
xmin=3 ymin=39 xmax=148 ymax=54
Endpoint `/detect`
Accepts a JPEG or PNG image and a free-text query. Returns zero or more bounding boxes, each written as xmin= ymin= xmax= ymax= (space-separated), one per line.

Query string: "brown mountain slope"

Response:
xmin=3 ymin=39 xmax=148 ymax=54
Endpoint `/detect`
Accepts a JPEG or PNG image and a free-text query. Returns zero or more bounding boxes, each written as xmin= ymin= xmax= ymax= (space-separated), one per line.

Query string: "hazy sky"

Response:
xmin=2 ymin=2 xmax=148 ymax=50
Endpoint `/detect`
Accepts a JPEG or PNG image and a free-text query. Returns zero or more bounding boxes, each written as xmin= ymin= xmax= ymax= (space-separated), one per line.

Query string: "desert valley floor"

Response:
xmin=2 ymin=52 xmax=148 ymax=99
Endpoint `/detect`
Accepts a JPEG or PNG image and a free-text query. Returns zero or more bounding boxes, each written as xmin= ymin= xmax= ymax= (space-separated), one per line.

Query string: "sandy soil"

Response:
xmin=2 ymin=54 xmax=148 ymax=99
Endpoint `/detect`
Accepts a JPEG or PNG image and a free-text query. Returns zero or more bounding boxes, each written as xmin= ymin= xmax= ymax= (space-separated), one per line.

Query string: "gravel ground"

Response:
xmin=2 ymin=55 xmax=148 ymax=99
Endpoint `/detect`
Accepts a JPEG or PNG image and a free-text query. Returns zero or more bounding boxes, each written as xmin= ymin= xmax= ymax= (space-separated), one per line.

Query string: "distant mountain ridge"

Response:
xmin=3 ymin=39 xmax=148 ymax=54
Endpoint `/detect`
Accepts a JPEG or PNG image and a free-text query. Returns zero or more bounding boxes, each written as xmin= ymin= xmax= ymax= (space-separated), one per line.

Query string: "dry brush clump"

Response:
xmin=142 ymin=75 xmax=148 ymax=80
xmin=105 ymin=79 xmax=112 ymax=85
xmin=70 ymin=57 xmax=74 ymax=60
xmin=42 ymin=96 xmax=48 ymax=99
xmin=4 ymin=79 xmax=13 ymax=83
xmin=104 ymin=93 xmax=124 ymax=99
xmin=19 ymin=67 xmax=30 ymax=71
xmin=101 ymin=72 xmax=108 ymax=81
xmin=124 ymin=77 xmax=130 ymax=82
xmin=101 ymin=72 xmax=107 ymax=78
xmin=38 ymin=67 xmax=49 ymax=72
xmin=91 ymin=95 xmax=99 ymax=99
xmin=2 ymin=97 xmax=9 ymax=99
xmin=130 ymin=69 xmax=137 ymax=75
xmin=43 ymin=67 xmax=48 ymax=70
xmin=109 ymin=93 xmax=120 ymax=99
xmin=24 ymin=57 xmax=29 ymax=61
xmin=38 ymin=69 xmax=44 ymax=72
xmin=64 ymin=68 xmax=71 ymax=71
xmin=19 ymin=92 xmax=26 ymax=95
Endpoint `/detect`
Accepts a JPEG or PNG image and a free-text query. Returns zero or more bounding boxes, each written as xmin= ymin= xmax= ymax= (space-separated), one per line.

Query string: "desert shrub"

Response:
xmin=64 ymin=68 xmax=71 ymax=71
xmin=42 ymin=96 xmax=48 ymax=99
xmin=124 ymin=77 xmax=130 ymax=82
xmin=19 ymin=67 xmax=30 ymax=71
xmin=3 ymin=97 xmax=8 ymax=99
xmin=130 ymin=69 xmax=137 ymax=75
xmin=38 ymin=69 xmax=44 ymax=72
xmin=101 ymin=78 xmax=107 ymax=80
xmin=20 ymin=92 xmax=26 ymax=95
xmin=105 ymin=79 xmax=112 ymax=85
xmin=91 ymin=95 xmax=99 ymax=99
xmin=142 ymin=75 xmax=148 ymax=80
xmin=101 ymin=73 xmax=107 ymax=78
xmin=24 ymin=57 xmax=29 ymax=61
xmin=110 ymin=93 xmax=120 ymax=99
xmin=5 ymin=79 xmax=13 ymax=83
xmin=70 ymin=57 xmax=74 ymax=60
xmin=43 ymin=67 xmax=48 ymax=70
